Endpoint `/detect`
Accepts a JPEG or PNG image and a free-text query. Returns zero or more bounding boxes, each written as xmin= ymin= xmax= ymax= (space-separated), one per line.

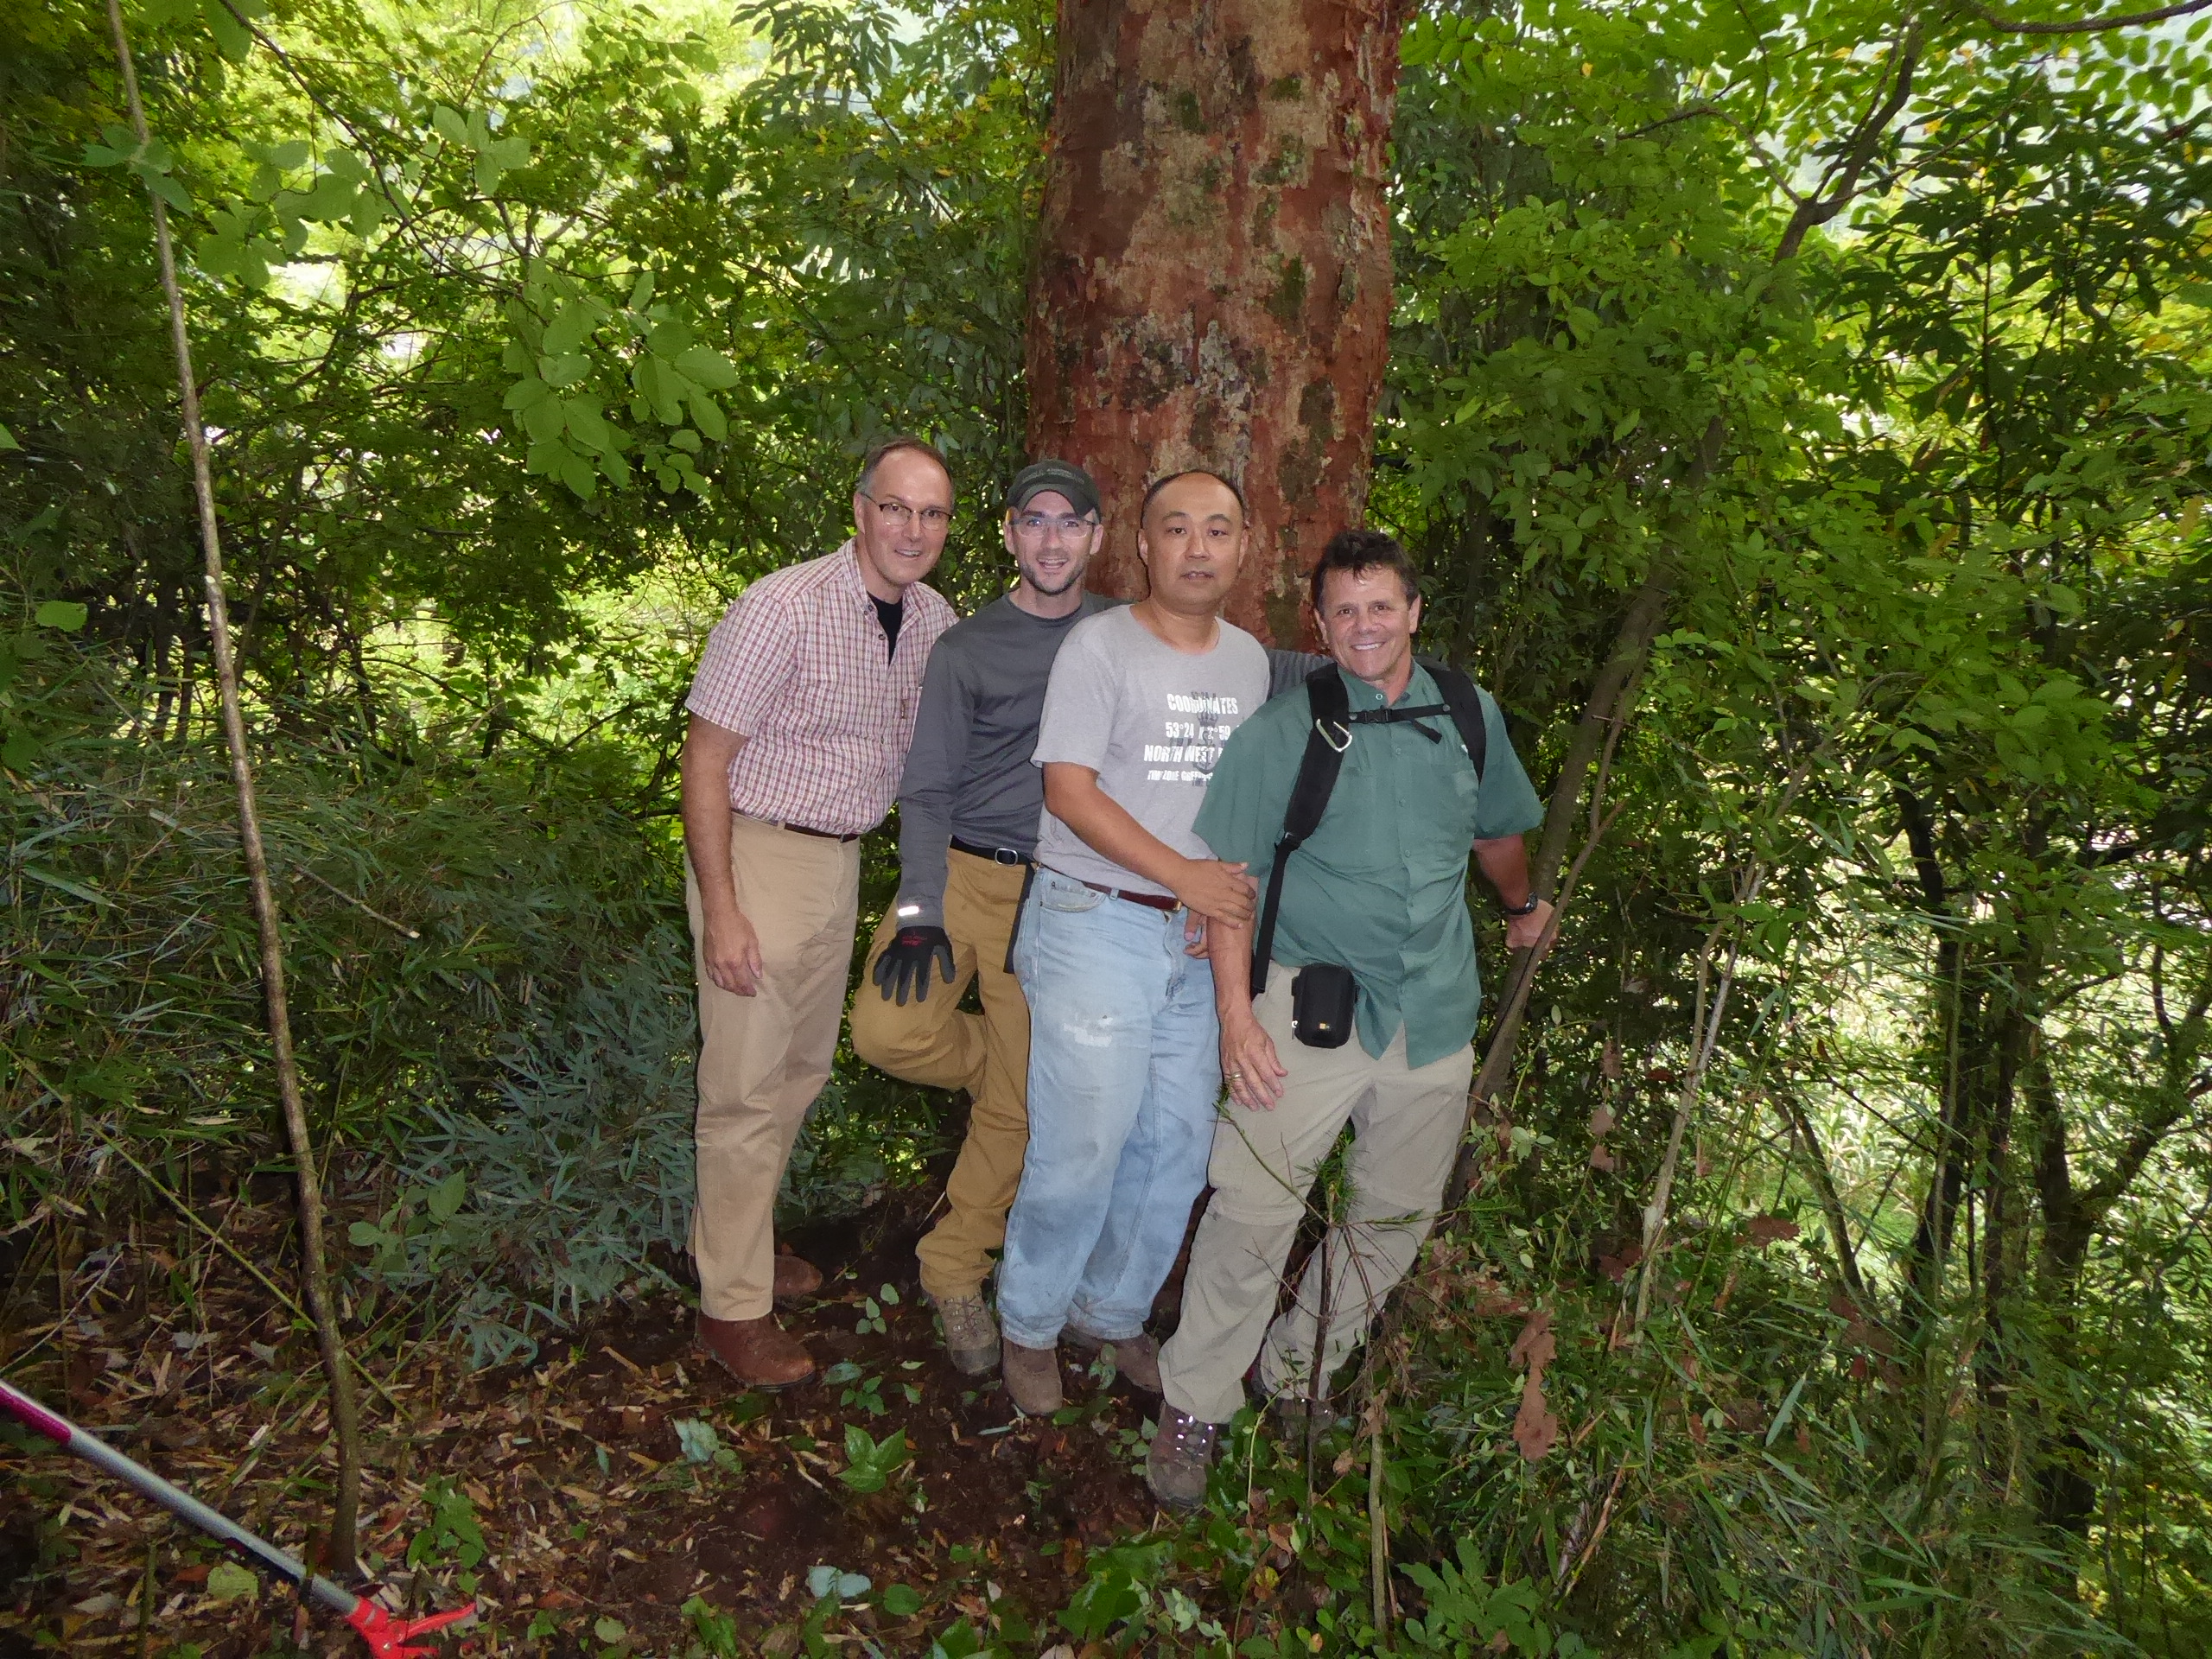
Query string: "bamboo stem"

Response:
xmin=101 ymin=0 xmax=361 ymax=1569
xmin=1367 ymin=1390 xmax=1389 ymax=1640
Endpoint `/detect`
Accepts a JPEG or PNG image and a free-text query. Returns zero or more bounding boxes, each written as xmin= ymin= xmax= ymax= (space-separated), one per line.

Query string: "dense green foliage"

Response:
xmin=6 ymin=0 xmax=2212 ymax=1654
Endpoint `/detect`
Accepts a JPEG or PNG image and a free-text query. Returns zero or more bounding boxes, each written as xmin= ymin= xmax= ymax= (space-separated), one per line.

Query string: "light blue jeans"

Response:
xmin=996 ymin=869 xmax=1222 ymax=1349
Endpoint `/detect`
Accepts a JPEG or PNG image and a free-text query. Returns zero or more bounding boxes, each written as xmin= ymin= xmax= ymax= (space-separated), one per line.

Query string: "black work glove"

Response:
xmin=874 ymin=925 xmax=956 ymax=1005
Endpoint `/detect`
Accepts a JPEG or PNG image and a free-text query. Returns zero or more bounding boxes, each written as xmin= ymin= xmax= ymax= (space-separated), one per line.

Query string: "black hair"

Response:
xmin=857 ymin=435 xmax=953 ymax=497
xmin=1307 ymin=528 xmax=1421 ymax=613
xmin=1139 ymin=468 xmax=1247 ymax=525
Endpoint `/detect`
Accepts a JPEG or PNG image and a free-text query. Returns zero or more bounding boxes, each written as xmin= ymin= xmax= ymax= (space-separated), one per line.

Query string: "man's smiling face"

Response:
xmin=1318 ymin=565 xmax=1421 ymax=692
xmin=1137 ymin=474 xmax=1245 ymax=618
xmin=1004 ymin=489 xmax=1100 ymax=597
xmin=852 ymin=448 xmax=954 ymax=599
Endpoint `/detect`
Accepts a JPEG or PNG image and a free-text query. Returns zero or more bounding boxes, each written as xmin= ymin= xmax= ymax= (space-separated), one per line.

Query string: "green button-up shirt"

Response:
xmin=1193 ymin=663 xmax=1546 ymax=1067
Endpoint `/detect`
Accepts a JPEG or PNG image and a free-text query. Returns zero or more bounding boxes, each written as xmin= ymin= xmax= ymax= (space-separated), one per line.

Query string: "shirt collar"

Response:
xmin=1338 ymin=659 xmax=1436 ymax=711
xmin=833 ymin=539 xmax=869 ymax=607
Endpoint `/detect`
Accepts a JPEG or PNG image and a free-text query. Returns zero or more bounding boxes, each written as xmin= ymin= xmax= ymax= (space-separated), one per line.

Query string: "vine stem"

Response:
xmin=101 ymin=0 xmax=360 ymax=1569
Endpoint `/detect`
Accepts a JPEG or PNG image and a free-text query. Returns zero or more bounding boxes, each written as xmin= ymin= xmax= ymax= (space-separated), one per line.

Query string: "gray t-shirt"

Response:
xmin=1031 ymin=605 xmax=1272 ymax=898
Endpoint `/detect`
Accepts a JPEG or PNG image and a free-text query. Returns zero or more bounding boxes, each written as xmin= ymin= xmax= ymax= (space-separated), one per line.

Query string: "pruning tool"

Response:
xmin=1 ymin=1377 xmax=474 ymax=1658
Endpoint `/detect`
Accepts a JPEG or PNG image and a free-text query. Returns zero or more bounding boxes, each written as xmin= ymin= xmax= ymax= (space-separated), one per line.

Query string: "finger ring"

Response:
xmin=1226 ymin=1070 xmax=1243 ymax=1079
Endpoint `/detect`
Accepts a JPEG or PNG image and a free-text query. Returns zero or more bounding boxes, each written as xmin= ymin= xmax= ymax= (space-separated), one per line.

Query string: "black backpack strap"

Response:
xmin=1416 ymin=654 xmax=1488 ymax=785
xmin=1251 ymin=668 xmax=1351 ymax=994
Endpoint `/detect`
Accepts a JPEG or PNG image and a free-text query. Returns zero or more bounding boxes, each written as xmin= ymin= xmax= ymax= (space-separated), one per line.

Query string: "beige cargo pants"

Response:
xmin=1159 ymin=978 xmax=1474 ymax=1424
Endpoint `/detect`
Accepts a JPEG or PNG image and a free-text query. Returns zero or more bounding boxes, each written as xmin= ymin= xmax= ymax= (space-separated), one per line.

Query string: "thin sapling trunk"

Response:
xmin=101 ymin=0 xmax=362 ymax=1569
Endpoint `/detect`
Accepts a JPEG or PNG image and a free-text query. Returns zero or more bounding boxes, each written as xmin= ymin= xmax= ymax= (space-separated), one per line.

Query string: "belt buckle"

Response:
xmin=994 ymin=847 xmax=1022 ymax=865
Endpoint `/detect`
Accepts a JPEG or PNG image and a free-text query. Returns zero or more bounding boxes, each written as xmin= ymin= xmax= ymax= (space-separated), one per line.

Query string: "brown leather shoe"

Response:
xmin=697 ymin=1313 xmax=815 ymax=1390
xmin=772 ymin=1251 xmax=823 ymax=1304
xmin=1001 ymin=1338 xmax=1063 ymax=1416
xmin=1065 ymin=1327 xmax=1161 ymax=1394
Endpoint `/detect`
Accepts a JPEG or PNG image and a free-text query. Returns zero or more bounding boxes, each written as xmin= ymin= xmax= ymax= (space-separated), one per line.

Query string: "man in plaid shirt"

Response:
xmin=680 ymin=436 xmax=957 ymax=1389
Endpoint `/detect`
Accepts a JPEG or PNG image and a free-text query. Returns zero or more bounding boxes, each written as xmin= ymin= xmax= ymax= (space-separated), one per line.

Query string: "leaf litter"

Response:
xmin=0 ymin=1185 xmax=1166 ymax=1655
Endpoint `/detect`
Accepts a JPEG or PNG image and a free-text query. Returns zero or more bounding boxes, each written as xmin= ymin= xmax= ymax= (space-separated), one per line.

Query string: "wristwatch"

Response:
xmin=1501 ymin=893 xmax=1541 ymax=917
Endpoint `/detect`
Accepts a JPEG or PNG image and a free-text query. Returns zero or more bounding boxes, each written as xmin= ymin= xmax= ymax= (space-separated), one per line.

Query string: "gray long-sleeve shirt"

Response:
xmin=892 ymin=591 xmax=1323 ymax=928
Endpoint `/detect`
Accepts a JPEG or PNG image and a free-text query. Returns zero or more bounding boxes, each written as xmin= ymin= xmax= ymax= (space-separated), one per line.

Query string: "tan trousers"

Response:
xmin=1159 ymin=978 xmax=1475 ymax=1425
xmin=688 ymin=813 xmax=860 ymax=1321
xmin=848 ymin=849 xmax=1032 ymax=1300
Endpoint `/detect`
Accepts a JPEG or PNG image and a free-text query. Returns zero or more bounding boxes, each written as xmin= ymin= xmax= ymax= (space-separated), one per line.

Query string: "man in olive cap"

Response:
xmin=849 ymin=460 xmax=1113 ymax=1373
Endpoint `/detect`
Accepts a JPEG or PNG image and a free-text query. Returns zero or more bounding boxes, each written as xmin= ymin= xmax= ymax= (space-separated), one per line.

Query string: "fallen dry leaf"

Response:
xmin=1746 ymin=1215 xmax=1802 ymax=1247
xmin=1512 ymin=1371 xmax=1559 ymax=1463
xmin=1508 ymin=1310 xmax=1556 ymax=1373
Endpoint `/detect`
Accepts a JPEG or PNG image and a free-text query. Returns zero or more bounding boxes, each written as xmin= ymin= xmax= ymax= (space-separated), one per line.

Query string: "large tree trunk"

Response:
xmin=1025 ymin=0 xmax=1405 ymax=643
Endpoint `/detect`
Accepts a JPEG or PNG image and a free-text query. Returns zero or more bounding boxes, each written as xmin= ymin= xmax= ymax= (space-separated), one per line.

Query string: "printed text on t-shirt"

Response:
xmin=1144 ymin=693 xmax=1243 ymax=784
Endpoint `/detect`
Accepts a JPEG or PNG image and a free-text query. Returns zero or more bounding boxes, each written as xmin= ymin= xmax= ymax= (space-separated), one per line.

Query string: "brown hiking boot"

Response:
xmin=930 ymin=1292 xmax=1000 ymax=1376
xmin=1065 ymin=1327 xmax=1161 ymax=1393
xmin=772 ymin=1252 xmax=823 ymax=1304
xmin=1001 ymin=1338 xmax=1063 ymax=1416
xmin=1145 ymin=1405 xmax=1218 ymax=1511
xmin=697 ymin=1313 xmax=815 ymax=1391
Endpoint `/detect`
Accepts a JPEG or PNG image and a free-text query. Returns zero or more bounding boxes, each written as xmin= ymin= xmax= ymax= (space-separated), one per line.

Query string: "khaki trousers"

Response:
xmin=849 ymin=849 xmax=1032 ymax=1300
xmin=1159 ymin=978 xmax=1475 ymax=1425
xmin=688 ymin=813 xmax=860 ymax=1321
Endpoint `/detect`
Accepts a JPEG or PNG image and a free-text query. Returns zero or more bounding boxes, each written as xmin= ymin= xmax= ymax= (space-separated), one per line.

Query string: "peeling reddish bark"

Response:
xmin=1024 ymin=0 xmax=1405 ymax=644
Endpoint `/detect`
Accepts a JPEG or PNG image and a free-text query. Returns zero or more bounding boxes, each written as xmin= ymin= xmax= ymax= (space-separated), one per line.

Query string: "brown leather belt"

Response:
xmin=777 ymin=821 xmax=861 ymax=842
xmin=1076 ymin=877 xmax=1179 ymax=912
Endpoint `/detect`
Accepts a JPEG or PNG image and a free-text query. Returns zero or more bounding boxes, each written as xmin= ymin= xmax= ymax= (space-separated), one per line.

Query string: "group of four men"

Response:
xmin=677 ymin=437 xmax=1553 ymax=1507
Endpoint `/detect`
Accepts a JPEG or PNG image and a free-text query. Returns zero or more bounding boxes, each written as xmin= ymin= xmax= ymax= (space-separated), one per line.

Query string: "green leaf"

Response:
xmin=880 ymin=1583 xmax=924 ymax=1618
xmin=563 ymin=397 xmax=613 ymax=454
xmin=540 ymin=353 xmax=591 ymax=389
xmin=34 ymin=601 xmax=86 ymax=632
xmin=0 ymin=423 xmax=17 ymax=452
xmin=203 ymin=0 xmax=253 ymax=60
xmin=348 ymin=1220 xmax=386 ymax=1247
xmin=673 ymin=345 xmax=740 ymax=389
xmin=206 ymin=1561 xmax=259 ymax=1603
xmin=430 ymin=105 xmax=470 ymax=148
xmin=424 ymin=1170 xmax=466 ymax=1223
xmin=520 ymin=397 xmax=568 ymax=444
xmin=145 ymin=172 xmax=193 ymax=213
xmin=267 ymin=139 xmax=311 ymax=169
xmin=556 ymin=449 xmax=597 ymax=499
xmin=503 ymin=376 xmax=554 ymax=411
xmin=688 ymin=389 xmax=727 ymax=442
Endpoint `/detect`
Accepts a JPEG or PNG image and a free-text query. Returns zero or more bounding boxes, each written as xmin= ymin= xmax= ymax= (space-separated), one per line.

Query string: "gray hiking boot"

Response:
xmin=1002 ymin=1338 xmax=1063 ymax=1416
xmin=1145 ymin=1405 xmax=1218 ymax=1511
xmin=1065 ymin=1327 xmax=1161 ymax=1393
xmin=931 ymin=1292 xmax=1000 ymax=1376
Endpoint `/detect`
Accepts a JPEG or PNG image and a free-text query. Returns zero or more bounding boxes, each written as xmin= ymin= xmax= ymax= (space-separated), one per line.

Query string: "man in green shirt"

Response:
xmin=1147 ymin=529 xmax=1555 ymax=1509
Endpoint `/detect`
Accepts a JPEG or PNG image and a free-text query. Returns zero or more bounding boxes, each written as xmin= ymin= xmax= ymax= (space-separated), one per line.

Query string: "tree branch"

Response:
xmin=1968 ymin=0 xmax=2212 ymax=35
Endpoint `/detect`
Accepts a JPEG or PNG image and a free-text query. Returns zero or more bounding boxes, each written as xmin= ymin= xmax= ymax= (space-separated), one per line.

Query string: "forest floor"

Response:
xmin=0 ymin=1177 xmax=1190 ymax=1658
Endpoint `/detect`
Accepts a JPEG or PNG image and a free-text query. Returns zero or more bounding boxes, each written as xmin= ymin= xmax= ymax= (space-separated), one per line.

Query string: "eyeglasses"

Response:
xmin=862 ymin=494 xmax=952 ymax=532
xmin=1012 ymin=512 xmax=1098 ymax=539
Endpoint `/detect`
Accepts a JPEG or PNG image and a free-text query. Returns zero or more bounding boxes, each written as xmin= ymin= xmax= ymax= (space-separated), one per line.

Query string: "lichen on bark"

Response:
xmin=1024 ymin=0 xmax=1406 ymax=643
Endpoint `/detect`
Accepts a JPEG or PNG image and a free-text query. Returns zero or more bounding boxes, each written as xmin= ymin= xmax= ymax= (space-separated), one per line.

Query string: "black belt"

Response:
xmin=950 ymin=837 xmax=1032 ymax=866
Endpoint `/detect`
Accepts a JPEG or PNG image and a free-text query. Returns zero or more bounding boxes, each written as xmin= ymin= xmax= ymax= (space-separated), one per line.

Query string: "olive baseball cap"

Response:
xmin=1007 ymin=459 xmax=1101 ymax=520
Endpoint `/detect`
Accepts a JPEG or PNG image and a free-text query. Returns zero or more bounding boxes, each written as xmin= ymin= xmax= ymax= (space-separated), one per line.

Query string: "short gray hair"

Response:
xmin=857 ymin=435 xmax=952 ymax=498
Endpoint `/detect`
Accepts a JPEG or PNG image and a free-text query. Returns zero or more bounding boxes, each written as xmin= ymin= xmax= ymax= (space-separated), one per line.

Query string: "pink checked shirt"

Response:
xmin=685 ymin=542 xmax=956 ymax=836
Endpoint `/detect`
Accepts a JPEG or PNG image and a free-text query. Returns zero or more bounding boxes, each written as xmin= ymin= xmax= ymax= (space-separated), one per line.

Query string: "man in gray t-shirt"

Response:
xmin=1031 ymin=606 xmax=1269 ymax=896
xmin=995 ymin=470 xmax=1270 ymax=1417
